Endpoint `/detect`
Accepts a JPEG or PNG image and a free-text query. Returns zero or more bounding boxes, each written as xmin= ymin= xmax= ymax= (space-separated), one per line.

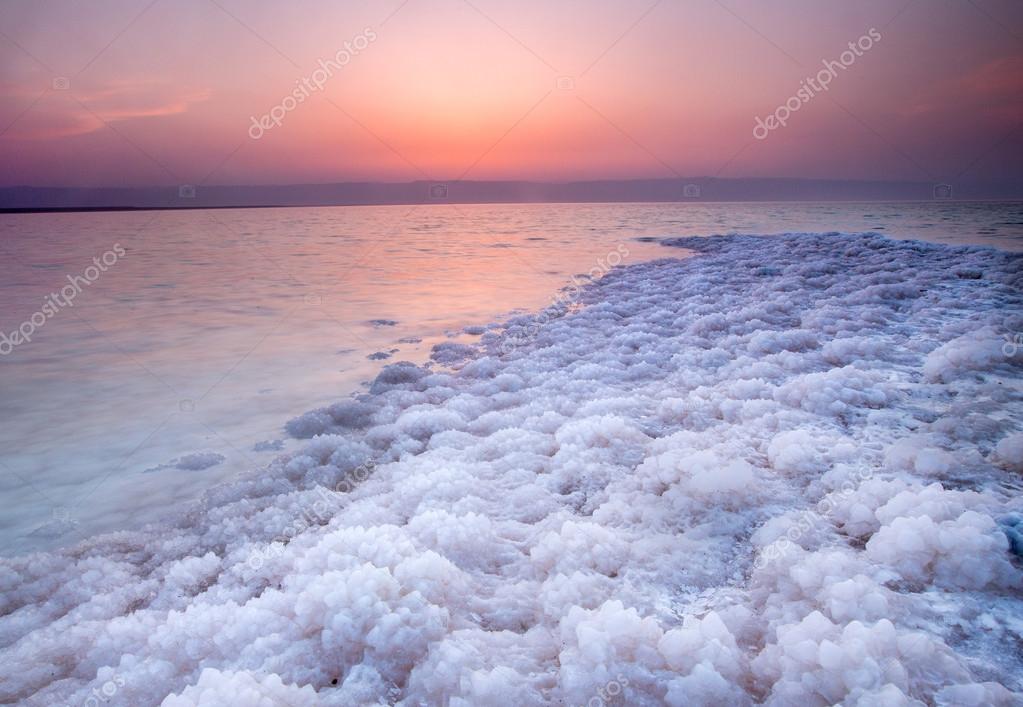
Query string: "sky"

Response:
xmin=1 ymin=0 xmax=1021 ymax=189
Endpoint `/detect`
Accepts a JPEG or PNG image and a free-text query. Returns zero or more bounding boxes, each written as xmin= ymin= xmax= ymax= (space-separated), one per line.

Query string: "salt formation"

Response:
xmin=1 ymin=233 xmax=1021 ymax=705
xmin=144 ymin=452 xmax=227 ymax=474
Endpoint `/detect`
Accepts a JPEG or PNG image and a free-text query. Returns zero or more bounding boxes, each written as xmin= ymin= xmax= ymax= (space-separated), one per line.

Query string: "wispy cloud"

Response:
xmin=901 ymin=55 xmax=1023 ymax=120
xmin=3 ymin=81 xmax=211 ymax=140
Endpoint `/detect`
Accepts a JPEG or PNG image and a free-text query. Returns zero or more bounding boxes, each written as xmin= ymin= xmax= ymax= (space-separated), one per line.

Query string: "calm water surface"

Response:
xmin=1 ymin=200 xmax=1021 ymax=555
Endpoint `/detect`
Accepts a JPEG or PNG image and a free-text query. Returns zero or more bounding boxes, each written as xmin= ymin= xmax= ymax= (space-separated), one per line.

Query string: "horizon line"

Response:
xmin=0 ymin=175 xmax=1000 ymax=191
xmin=3 ymin=176 xmax=1019 ymax=213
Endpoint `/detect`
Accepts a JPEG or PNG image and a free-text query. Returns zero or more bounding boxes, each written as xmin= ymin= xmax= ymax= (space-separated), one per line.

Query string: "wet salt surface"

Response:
xmin=1 ymin=229 xmax=1021 ymax=705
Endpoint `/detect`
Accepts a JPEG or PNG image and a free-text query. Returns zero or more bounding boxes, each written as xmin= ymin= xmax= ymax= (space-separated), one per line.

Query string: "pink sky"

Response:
xmin=1 ymin=0 xmax=1021 ymax=188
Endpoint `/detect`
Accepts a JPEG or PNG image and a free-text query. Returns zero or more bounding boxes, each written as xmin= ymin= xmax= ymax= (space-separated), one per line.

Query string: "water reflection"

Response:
xmin=0 ymin=200 xmax=1020 ymax=555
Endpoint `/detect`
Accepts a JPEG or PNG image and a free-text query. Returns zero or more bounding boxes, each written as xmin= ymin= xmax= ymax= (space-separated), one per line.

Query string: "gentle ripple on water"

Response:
xmin=0 ymin=200 xmax=1021 ymax=554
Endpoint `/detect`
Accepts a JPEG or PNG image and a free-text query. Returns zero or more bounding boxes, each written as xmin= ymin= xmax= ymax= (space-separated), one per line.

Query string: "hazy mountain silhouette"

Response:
xmin=1 ymin=177 xmax=1019 ymax=212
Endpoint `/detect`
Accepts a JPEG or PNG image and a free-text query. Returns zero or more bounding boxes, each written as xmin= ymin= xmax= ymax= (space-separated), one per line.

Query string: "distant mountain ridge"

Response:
xmin=1 ymin=177 xmax=1019 ymax=211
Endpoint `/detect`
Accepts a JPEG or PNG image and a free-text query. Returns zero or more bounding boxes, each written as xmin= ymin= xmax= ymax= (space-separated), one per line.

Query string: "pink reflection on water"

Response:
xmin=0 ymin=203 xmax=668 ymax=554
xmin=1 ymin=200 xmax=1021 ymax=555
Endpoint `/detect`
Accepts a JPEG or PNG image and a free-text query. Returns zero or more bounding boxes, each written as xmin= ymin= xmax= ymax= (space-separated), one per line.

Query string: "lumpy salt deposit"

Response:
xmin=2 ymin=233 xmax=1021 ymax=706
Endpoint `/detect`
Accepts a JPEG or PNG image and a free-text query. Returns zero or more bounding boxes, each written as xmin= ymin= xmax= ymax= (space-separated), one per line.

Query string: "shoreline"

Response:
xmin=3 ymin=232 xmax=1022 ymax=705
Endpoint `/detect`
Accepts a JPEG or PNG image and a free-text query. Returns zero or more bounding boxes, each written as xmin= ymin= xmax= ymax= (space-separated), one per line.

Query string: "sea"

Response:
xmin=1 ymin=199 xmax=1021 ymax=555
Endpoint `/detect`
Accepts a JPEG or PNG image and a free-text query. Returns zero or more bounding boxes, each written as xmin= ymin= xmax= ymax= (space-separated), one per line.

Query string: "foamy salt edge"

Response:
xmin=2 ymin=233 xmax=1022 ymax=706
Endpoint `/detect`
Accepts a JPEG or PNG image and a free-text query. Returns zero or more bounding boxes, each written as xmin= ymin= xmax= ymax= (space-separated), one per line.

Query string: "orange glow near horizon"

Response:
xmin=0 ymin=0 xmax=1021 ymax=188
